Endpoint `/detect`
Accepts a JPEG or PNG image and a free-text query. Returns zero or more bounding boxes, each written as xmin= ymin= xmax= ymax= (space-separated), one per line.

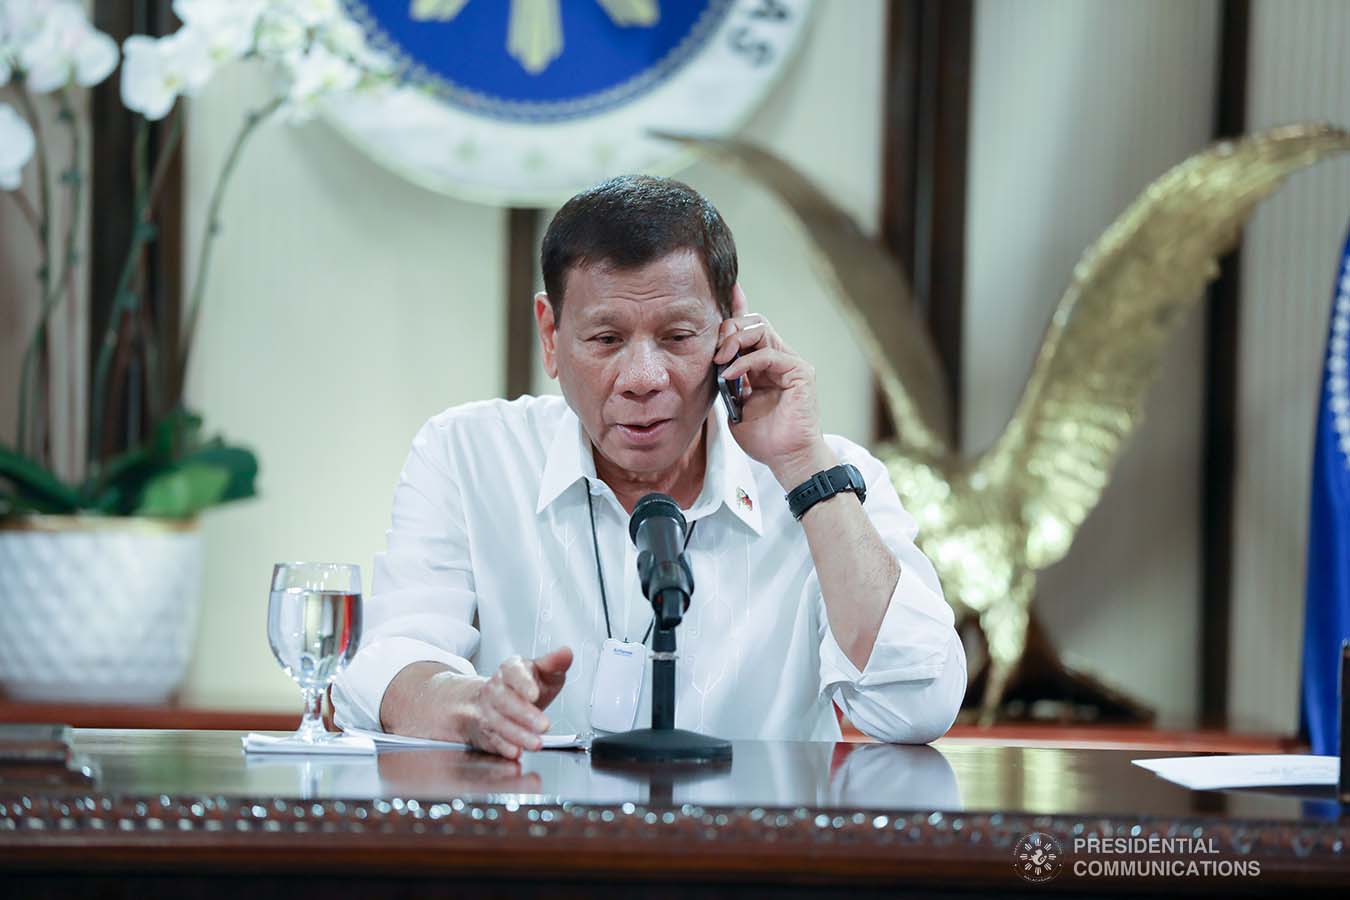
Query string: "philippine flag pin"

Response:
xmin=737 ymin=487 xmax=753 ymax=511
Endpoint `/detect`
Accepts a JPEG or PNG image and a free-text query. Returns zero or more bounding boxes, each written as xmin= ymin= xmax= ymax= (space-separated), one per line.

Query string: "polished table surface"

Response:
xmin=2 ymin=729 xmax=1347 ymax=896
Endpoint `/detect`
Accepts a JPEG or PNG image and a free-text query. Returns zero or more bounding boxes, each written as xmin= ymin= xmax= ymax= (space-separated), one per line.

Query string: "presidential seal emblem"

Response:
xmin=329 ymin=0 xmax=814 ymax=204
xmin=1014 ymin=831 xmax=1064 ymax=884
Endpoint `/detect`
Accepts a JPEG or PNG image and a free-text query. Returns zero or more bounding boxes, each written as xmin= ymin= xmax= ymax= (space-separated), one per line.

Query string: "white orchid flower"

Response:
xmin=255 ymin=7 xmax=308 ymax=62
xmin=280 ymin=0 xmax=342 ymax=28
xmin=15 ymin=2 xmax=118 ymax=92
xmin=280 ymin=43 xmax=360 ymax=122
xmin=172 ymin=0 xmax=264 ymax=65
xmin=0 ymin=0 xmax=59 ymax=48
xmin=0 ymin=102 xmax=36 ymax=189
xmin=321 ymin=14 xmax=393 ymax=75
xmin=119 ymin=29 xmax=213 ymax=121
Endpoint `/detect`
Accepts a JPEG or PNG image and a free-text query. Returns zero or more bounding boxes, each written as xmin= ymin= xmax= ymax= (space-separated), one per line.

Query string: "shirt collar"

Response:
xmin=536 ymin=399 xmax=763 ymax=536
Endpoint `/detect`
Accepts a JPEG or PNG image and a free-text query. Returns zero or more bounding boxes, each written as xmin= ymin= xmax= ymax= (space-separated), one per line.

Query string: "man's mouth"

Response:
xmin=615 ymin=419 xmax=673 ymax=443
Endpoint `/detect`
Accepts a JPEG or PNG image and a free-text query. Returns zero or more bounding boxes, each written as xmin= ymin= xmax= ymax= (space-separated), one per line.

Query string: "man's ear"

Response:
xmin=730 ymin=282 xmax=749 ymax=318
xmin=534 ymin=292 xmax=559 ymax=379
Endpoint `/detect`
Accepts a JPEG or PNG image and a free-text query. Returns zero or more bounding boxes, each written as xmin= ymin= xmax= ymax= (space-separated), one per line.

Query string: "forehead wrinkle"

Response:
xmin=577 ymin=297 xmax=714 ymax=329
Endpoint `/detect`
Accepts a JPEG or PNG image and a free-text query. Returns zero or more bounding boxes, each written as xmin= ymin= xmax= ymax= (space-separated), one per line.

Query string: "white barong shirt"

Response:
xmin=333 ymin=395 xmax=966 ymax=742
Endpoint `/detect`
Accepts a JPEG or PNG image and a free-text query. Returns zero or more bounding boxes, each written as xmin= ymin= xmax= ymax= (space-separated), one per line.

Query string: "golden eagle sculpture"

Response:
xmin=664 ymin=125 xmax=1350 ymax=723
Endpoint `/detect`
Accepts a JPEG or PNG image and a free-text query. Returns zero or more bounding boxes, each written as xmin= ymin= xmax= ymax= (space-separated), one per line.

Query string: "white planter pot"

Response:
xmin=0 ymin=516 xmax=203 ymax=704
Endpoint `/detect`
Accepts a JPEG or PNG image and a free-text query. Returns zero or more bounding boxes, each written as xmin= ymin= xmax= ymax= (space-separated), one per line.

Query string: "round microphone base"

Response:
xmin=590 ymin=728 xmax=733 ymax=765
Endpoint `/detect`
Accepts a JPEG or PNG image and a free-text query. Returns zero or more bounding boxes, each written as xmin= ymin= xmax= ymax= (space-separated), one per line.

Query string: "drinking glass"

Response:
xmin=267 ymin=562 xmax=363 ymax=742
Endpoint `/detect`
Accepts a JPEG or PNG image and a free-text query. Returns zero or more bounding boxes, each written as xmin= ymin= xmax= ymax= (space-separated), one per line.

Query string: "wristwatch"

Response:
xmin=786 ymin=464 xmax=867 ymax=521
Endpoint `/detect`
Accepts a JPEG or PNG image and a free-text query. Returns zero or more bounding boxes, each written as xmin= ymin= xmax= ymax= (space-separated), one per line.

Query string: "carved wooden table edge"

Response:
xmin=2 ymin=791 xmax=1347 ymax=889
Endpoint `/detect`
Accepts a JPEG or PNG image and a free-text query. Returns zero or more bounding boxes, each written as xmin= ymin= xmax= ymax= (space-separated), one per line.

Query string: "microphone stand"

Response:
xmin=591 ymin=555 xmax=733 ymax=765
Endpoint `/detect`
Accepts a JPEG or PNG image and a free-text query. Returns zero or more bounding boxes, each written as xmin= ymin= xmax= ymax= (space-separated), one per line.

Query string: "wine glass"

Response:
xmin=267 ymin=562 xmax=363 ymax=743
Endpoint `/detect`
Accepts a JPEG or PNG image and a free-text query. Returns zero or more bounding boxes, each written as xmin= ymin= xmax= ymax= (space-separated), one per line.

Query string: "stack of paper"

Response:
xmin=242 ymin=732 xmax=377 ymax=756
xmin=343 ymin=728 xmax=585 ymax=751
xmin=1132 ymin=754 xmax=1337 ymax=791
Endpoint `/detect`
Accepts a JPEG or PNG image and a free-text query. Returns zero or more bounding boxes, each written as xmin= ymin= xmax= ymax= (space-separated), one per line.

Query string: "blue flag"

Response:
xmin=1302 ymin=225 xmax=1350 ymax=757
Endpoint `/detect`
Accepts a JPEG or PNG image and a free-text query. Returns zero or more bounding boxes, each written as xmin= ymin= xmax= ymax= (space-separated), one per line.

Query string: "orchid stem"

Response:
xmin=17 ymin=90 xmax=82 ymax=481
xmin=88 ymin=109 xmax=183 ymax=468
xmin=173 ymin=97 xmax=281 ymax=407
xmin=14 ymin=80 xmax=53 ymax=463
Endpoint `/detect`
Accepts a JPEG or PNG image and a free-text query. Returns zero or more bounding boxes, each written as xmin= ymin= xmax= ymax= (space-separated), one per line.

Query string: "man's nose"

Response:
xmin=614 ymin=342 xmax=671 ymax=397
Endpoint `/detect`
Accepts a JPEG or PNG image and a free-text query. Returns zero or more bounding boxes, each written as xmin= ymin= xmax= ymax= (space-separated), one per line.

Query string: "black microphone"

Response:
xmin=592 ymin=492 xmax=732 ymax=762
xmin=629 ymin=493 xmax=694 ymax=629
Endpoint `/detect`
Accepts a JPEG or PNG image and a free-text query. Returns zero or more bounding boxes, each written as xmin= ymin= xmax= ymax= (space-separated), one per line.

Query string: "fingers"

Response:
xmin=472 ymin=656 xmax=554 ymax=759
xmin=731 ymin=283 xmax=749 ymax=318
xmin=715 ymin=314 xmax=787 ymax=364
xmin=533 ymin=646 xmax=573 ymax=682
xmin=476 ymin=722 xmax=530 ymax=760
xmin=479 ymin=706 xmax=544 ymax=757
xmin=719 ymin=346 xmax=813 ymax=387
xmin=498 ymin=655 xmax=540 ymax=703
xmin=487 ymin=675 xmax=551 ymax=732
xmin=469 ymin=649 xmax=576 ymax=758
xmin=531 ymin=646 xmax=573 ymax=710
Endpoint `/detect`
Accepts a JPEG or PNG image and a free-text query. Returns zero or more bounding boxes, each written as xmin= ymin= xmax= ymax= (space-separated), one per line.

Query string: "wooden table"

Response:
xmin=1 ymin=729 xmax=1345 ymax=897
xmin=0 ymin=698 xmax=1305 ymax=752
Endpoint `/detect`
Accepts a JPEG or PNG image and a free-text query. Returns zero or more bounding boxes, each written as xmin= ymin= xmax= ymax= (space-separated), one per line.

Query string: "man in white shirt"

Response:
xmin=333 ymin=175 xmax=966 ymax=757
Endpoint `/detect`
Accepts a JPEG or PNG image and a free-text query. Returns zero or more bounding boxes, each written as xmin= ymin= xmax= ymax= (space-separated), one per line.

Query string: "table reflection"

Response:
xmin=368 ymin=740 xmax=961 ymax=810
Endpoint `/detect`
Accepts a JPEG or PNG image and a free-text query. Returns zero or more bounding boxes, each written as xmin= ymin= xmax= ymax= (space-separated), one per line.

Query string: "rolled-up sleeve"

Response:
xmin=332 ymin=418 xmax=481 ymax=732
xmin=814 ymin=439 xmax=967 ymax=744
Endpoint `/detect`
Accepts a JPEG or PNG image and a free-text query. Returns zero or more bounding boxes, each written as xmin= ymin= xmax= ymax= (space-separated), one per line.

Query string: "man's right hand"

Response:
xmin=379 ymin=647 xmax=574 ymax=759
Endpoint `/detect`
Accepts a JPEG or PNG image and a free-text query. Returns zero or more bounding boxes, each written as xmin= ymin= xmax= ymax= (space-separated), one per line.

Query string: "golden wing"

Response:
xmin=657 ymin=133 xmax=955 ymax=462
xmin=976 ymin=124 xmax=1350 ymax=572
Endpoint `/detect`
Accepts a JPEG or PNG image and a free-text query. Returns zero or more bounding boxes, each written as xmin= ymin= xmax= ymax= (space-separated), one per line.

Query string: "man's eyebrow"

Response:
xmin=577 ymin=299 xmax=713 ymax=327
xmin=660 ymin=299 xmax=714 ymax=321
xmin=578 ymin=309 xmax=624 ymax=327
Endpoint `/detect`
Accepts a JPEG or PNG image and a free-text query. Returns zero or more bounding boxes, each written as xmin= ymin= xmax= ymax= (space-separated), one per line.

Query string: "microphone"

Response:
xmin=629 ymin=493 xmax=694 ymax=629
xmin=592 ymin=492 xmax=731 ymax=763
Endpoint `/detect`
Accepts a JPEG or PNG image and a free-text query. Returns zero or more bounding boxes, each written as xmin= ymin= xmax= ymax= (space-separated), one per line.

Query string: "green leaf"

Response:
xmin=0 ymin=444 xmax=81 ymax=514
xmin=81 ymin=409 xmax=220 ymax=514
xmin=134 ymin=464 xmax=231 ymax=518
xmin=178 ymin=444 xmax=258 ymax=504
xmin=82 ymin=444 xmax=153 ymax=511
xmin=151 ymin=407 xmax=204 ymax=459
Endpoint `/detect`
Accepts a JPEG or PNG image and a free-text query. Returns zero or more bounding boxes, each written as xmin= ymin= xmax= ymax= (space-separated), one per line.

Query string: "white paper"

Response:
xmin=1131 ymin=754 xmax=1338 ymax=790
xmin=242 ymin=732 xmax=377 ymax=756
xmin=344 ymin=727 xmax=585 ymax=751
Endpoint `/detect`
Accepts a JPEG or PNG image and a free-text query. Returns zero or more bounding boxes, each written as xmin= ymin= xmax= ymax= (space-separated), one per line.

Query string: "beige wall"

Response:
xmin=181 ymin=0 xmax=887 ymax=710
xmin=964 ymin=0 xmax=1219 ymax=724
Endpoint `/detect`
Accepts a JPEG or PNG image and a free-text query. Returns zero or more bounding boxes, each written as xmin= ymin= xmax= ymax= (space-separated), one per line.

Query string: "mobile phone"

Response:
xmin=716 ymin=358 xmax=745 ymax=424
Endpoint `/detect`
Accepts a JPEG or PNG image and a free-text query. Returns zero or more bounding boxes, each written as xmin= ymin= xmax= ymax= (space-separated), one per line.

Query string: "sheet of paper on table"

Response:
xmin=1132 ymin=754 xmax=1338 ymax=791
xmin=242 ymin=732 xmax=376 ymax=756
xmin=344 ymin=728 xmax=585 ymax=751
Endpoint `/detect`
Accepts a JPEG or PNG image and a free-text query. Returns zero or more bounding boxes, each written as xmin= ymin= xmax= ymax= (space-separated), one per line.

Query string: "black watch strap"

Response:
xmin=786 ymin=463 xmax=867 ymax=521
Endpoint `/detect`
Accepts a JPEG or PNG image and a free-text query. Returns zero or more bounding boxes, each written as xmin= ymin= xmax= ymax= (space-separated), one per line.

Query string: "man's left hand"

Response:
xmin=714 ymin=285 xmax=837 ymax=489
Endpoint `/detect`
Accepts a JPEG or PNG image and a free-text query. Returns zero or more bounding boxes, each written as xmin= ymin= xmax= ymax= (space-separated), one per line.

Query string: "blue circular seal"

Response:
xmin=325 ymin=0 xmax=815 ymax=205
xmin=345 ymin=0 xmax=733 ymax=122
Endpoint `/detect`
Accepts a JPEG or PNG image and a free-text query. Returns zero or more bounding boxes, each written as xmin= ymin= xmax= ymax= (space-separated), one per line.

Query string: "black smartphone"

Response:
xmin=716 ymin=357 xmax=745 ymax=424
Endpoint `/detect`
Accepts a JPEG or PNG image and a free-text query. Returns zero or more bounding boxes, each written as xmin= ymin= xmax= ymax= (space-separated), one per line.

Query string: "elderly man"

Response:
xmin=333 ymin=175 xmax=966 ymax=757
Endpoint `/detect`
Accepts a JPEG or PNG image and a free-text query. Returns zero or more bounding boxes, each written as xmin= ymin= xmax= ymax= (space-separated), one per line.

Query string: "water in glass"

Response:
xmin=267 ymin=563 xmax=362 ymax=742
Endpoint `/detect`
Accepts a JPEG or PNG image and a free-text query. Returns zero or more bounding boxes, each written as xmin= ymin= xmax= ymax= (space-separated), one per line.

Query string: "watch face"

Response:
xmin=846 ymin=464 xmax=867 ymax=502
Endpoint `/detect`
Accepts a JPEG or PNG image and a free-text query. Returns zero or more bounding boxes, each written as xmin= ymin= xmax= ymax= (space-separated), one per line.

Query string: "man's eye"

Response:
xmin=592 ymin=335 xmax=620 ymax=346
xmin=666 ymin=333 xmax=695 ymax=343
